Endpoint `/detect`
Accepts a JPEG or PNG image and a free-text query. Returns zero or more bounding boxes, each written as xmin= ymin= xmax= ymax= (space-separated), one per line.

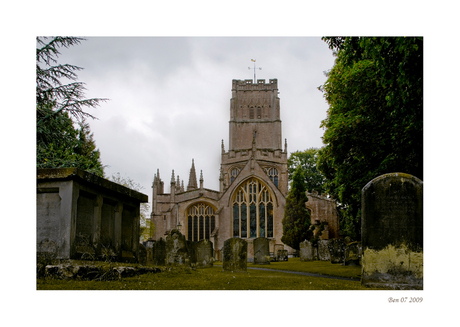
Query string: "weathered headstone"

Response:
xmin=317 ymin=240 xmax=331 ymax=261
xmin=165 ymin=229 xmax=189 ymax=266
xmin=187 ymin=240 xmax=197 ymax=265
xmin=146 ymin=239 xmax=155 ymax=265
xmin=344 ymin=242 xmax=360 ymax=266
xmin=153 ymin=238 xmax=166 ymax=266
xmin=276 ymin=250 xmax=288 ymax=261
xmin=328 ymin=238 xmax=345 ymax=264
xmin=361 ymin=173 xmax=423 ymax=290
xmin=253 ymin=237 xmax=270 ymax=264
xmin=196 ymin=239 xmax=214 ymax=268
xmin=299 ymin=240 xmax=314 ymax=261
xmin=138 ymin=243 xmax=147 ymax=265
xmin=274 ymin=244 xmax=284 ymax=261
xmin=223 ymin=238 xmax=247 ymax=272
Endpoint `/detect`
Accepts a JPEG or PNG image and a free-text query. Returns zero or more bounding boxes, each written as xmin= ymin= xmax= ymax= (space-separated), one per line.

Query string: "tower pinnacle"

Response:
xmin=187 ymin=159 xmax=198 ymax=191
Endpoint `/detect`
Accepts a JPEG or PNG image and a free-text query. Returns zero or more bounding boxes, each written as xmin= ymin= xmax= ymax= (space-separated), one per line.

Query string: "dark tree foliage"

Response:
xmin=317 ymin=37 xmax=423 ymax=238
xmin=281 ymin=167 xmax=312 ymax=250
xmin=36 ymin=37 xmax=107 ymax=176
xmin=287 ymin=148 xmax=326 ymax=194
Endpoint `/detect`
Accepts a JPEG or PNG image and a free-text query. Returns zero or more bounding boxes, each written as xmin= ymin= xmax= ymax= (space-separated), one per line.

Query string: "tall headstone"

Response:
xmin=253 ymin=237 xmax=270 ymax=264
xmin=361 ymin=173 xmax=423 ymax=289
xmin=165 ymin=229 xmax=189 ymax=266
xmin=146 ymin=239 xmax=155 ymax=265
xmin=196 ymin=239 xmax=213 ymax=268
xmin=153 ymin=238 xmax=166 ymax=266
xmin=317 ymin=240 xmax=331 ymax=261
xmin=328 ymin=238 xmax=345 ymax=264
xmin=187 ymin=240 xmax=197 ymax=265
xmin=299 ymin=240 xmax=314 ymax=261
xmin=223 ymin=238 xmax=247 ymax=272
xmin=138 ymin=243 xmax=147 ymax=265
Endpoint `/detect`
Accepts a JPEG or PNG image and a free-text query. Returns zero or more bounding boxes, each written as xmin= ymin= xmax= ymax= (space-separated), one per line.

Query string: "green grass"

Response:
xmin=249 ymin=257 xmax=362 ymax=279
xmin=37 ymin=259 xmax=375 ymax=290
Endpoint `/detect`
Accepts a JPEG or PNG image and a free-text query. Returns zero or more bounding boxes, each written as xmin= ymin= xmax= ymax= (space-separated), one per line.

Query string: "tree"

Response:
xmin=36 ymin=36 xmax=107 ymax=176
xmin=288 ymin=148 xmax=326 ymax=194
xmin=317 ymin=37 xmax=423 ymax=238
xmin=281 ymin=167 xmax=312 ymax=250
xmin=109 ymin=173 xmax=152 ymax=242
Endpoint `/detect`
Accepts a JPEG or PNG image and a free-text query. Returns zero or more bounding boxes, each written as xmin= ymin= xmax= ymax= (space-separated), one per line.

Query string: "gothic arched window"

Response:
xmin=232 ymin=178 xmax=274 ymax=239
xmin=266 ymin=167 xmax=279 ymax=188
xmin=230 ymin=167 xmax=240 ymax=184
xmin=187 ymin=203 xmax=215 ymax=241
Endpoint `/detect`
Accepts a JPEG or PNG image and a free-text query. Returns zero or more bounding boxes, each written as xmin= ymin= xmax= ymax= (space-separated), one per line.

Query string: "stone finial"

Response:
xmin=176 ymin=175 xmax=181 ymax=192
xmin=171 ymin=169 xmax=175 ymax=184
xmin=180 ymin=180 xmax=185 ymax=193
xmin=200 ymin=170 xmax=204 ymax=189
xmin=221 ymin=139 xmax=225 ymax=154
xmin=284 ymin=138 xmax=288 ymax=153
xmin=187 ymin=159 xmax=198 ymax=191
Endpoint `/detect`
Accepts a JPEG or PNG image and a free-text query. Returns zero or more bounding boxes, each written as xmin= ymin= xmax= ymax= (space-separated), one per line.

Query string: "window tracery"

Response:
xmin=230 ymin=167 xmax=240 ymax=184
xmin=263 ymin=167 xmax=279 ymax=188
xmin=232 ymin=178 xmax=274 ymax=238
xmin=187 ymin=203 xmax=215 ymax=241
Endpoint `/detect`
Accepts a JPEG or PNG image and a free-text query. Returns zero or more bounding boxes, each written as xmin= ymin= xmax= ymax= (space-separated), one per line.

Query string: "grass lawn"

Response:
xmin=37 ymin=258 xmax=376 ymax=290
xmin=249 ymin=257 xmax=362 ymax=279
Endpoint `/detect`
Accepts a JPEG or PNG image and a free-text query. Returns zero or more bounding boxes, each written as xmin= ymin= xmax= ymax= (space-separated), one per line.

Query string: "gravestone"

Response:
xmin=344 ymin=242 xmax=360 ymax=266
xmin=138 ymin=243 xmax=147 ymax=265
xmin=317 ymin=240 xmax=331 ymax=261
xmin=146 ymin=239 xmax=155 ymax=265
xmin=328 ymin=238 xmax=345 ymax=264
xmin=276 ymin=250 xmax=288 ymax=261
xmin=223 ymin=238 xmax=247 ymax=272
xmin=274 ymin=244 xmax=284 ymax=261
xmin=196 ymin=239 xmax=214 ymax=268
xmin=361 ymin=173 xmax=423 ymax=290
xmin=153 ymin=238 xmax=166 ymax=266
xmin=299 ymin=240 xmax=314 ymax=261
xmin=253 ymin=237 xmax=270 ymax=264
xmin=165 ymin=229 xmax=189 ymax=266
xmin=187 ymin=240 xmax=197 ymax=265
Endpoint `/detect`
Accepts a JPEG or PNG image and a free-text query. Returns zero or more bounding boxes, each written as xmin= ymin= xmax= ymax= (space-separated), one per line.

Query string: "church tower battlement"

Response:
xmin=222 ymin=79 xmax=288 ymax=195
xmin=229 ymin=79 xmax=282 ymax=152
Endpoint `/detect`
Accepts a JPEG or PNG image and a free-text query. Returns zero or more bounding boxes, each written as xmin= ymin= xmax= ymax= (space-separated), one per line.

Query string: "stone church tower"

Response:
xmin=151 ymin=79 xmax=290 ymax=258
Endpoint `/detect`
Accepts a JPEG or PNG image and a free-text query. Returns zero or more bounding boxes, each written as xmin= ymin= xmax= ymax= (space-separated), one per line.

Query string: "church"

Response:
xmin=150 ymin=78 xmax=339 ymax=259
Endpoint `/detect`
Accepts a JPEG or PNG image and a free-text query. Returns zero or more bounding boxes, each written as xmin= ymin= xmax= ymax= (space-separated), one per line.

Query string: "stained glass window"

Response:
xmin=231 ymin=178 xmax=274 ymax=239
xmin=233 ymin=204 xmax=239 ymax=238
xmin=186 ymin=203 xmax=215 ymax=241
xmin=266 ymin=168 xmax=279 ymax=188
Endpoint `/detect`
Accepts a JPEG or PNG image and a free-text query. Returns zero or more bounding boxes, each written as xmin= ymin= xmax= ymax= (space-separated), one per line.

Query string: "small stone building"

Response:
xmin=37 ymin=168 xmax=148 ymax=261
xmin=305 ymin=191 xmax=340 ymax=239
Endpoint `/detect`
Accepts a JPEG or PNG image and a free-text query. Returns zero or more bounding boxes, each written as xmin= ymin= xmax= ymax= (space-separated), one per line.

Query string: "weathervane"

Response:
xmin=248 ymin=59 xmax=262 ymax=82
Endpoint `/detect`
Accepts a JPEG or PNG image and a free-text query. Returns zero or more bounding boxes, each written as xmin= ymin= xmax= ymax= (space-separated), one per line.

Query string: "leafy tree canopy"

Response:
xmin=318 ymin=37 xmax=423 ymax=238
xmin=36 ymin=37 xmax=107 ymax=176
xmin=288 ymin=148 xmax=326 ymax=195
xmin=281 ymin=167 xmax=312 ymax=250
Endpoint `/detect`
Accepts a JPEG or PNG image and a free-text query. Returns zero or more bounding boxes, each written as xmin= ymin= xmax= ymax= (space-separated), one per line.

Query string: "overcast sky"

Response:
xmin=56 ymin=37 xmax=336 ymax=197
